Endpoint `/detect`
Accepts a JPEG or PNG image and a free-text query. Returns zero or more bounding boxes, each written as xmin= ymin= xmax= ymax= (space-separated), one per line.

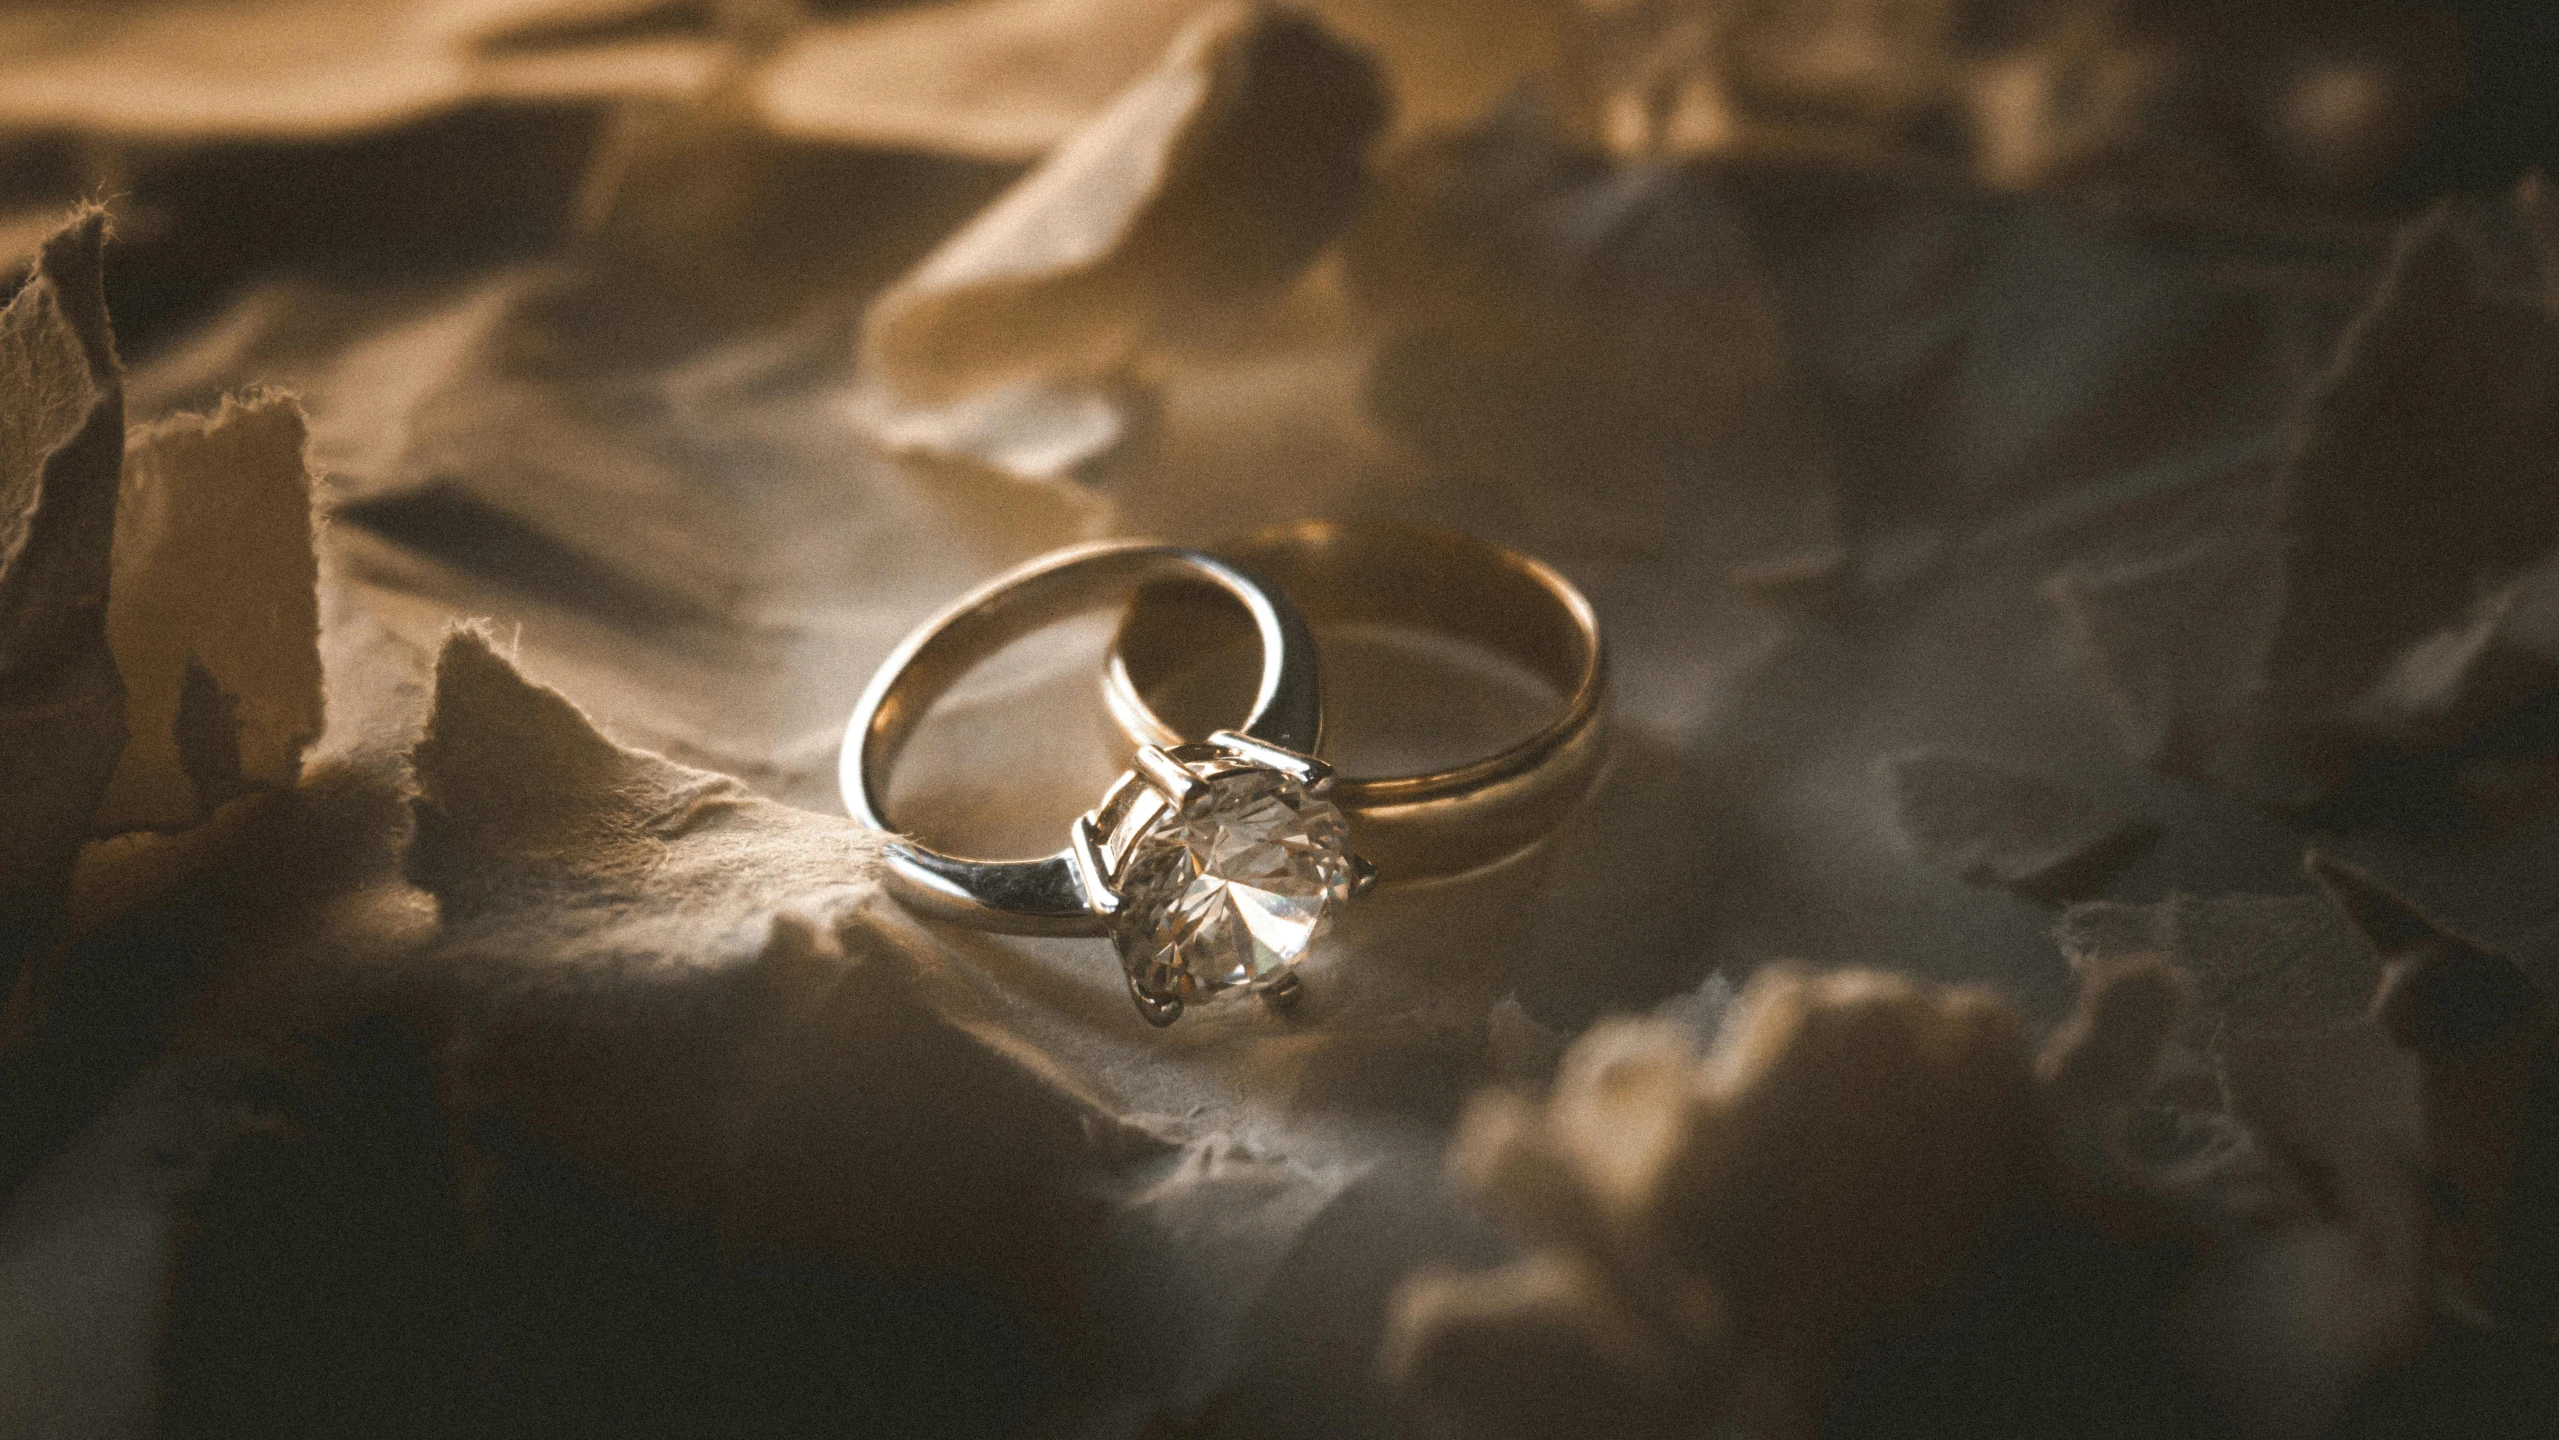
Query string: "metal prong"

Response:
xmin=1258 ymin=971 xmax=1304 ymax=1011
xmin=1133 ymin=745 xmax=1207 ymax=806
xmin=1348 ymin=855 xmax=1380 ymax=900
xmin=1206 ymin=729 xmax=1330 ymax=785
xmin=1070 ymin=815 xmax=1121 ymax=918
xmin=1128 ymin=974 xmax=1183 ymax=1028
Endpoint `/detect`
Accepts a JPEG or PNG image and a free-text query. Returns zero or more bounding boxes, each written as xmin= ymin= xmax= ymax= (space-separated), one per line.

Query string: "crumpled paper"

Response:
xmin=759 ymin=0 xmax=1206 ymax=161
xmin=853 ymin=1 xmax=1386 ymax=481
xmin=2045 ymin=526 xmax=2279 ymax=784
xmin=0 ymin=211 xmax=342 ymax=1232
xmin=0 ymin=0 xmax=730 ymax=138
xmin=94 ymin=391 xmax=321 ymax=835
xmin=761 ymin=0 xmax=1564 ymax=162
xmin=2310 ymin=853 xmax=2559 ymax=1333
xmin=2048 ymin=182 xmax=2559 ymax=809
xmin=2265 ymin=204 xmax=2559 ymax=751
xmin=410 ymin=625 xmax=1169 ymax=1273
xmin=1385 ymin=967 xmax=2043 ymax=1440
xmin=1344 ymin=97 xmax=1836 ymax=586
xmin=1576 ymin=0 xmax=2460 ymax=202
xmin=1388 ymin=874 xmax=2451 ymax=1440
xmin=2056 ymin=884 xmax=2432 ymax=1426
xmin=7 ymin=3 xmax=2559 ymax=1435
xmin=1882 ymin=746 xmax=2154 ymax=902
xmin=0 ymin=212 xmax=128 ymax=992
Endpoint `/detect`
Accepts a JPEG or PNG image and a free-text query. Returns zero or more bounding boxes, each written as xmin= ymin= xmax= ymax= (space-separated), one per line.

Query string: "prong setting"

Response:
xmin=1133 ymin=744 xmax=1208 ymax=806
xmin=1349 ymin=854 xmax=1381 ymax=899
xmin=1206 ymin=729 xmax=1331 ymax=787
xmin=1069 ymin=815 xmax=1122 ymax=918
xmin=1128 ymin=973 xmax=1183 ymax=1027
xmin=1258 ymin=971 xmax=1304 ymax=1011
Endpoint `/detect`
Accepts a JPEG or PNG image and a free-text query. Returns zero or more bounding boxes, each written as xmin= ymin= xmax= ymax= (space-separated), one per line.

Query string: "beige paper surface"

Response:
xmin=3 ymin=4 xmax=2556 ymax=1435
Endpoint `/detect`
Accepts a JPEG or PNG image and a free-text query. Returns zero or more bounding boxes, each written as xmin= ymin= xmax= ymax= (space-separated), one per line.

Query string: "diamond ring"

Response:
xmin=840 ymin=541 xmax=1377 ymax=1027
xmin=1103 ymin=522 xmax=1608 ymax=883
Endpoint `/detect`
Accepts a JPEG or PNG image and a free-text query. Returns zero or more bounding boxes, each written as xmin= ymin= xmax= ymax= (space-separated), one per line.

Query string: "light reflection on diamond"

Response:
xmin=1114 ymin=766 xmax=1354 ymax=1000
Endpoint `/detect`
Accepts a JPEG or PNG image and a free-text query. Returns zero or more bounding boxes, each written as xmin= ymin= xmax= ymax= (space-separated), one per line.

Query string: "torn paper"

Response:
xmin=409 ymin=627 xmax=1167 ymax=1274
xmin=2045 ymin=193 xmax=2559 ymax=805
xmin=853 ymin=0 xmax=1387 ymax=465
xmin=1882 ymin=747 xmax=2154 ymax=902
xmin=2262 ymin=205 xmax=2559 ymax=749
xmin=1574 ymin=0 xmax=2458 ymax=202
xmin=758 ymin=0 xmax=1205 ymax=162
xmin=93 ymin=392 xmax=321 ymax=835
xmin=0 ymin=0 xmax=725 ymax=140
xmin=2056 ymin=885 xmax=2429 ymax=1402
xmin=0 ymin=211 xmax=128 ymax=977
xmin=2045 ymin=530 xmax=2281 ymax=785
xmin=1387 ymin=967 xmax=2041 ymax=1440
xmin=2311 ymin=853 xmax=2559 ymax=1331
xmin=1345 ymin=99 xmax=1835 ymax=580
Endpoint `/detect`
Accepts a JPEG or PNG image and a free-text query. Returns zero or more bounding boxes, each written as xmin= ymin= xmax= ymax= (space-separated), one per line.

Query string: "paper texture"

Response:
xmin=3 ymin=4 xmax=2558 ymax=1436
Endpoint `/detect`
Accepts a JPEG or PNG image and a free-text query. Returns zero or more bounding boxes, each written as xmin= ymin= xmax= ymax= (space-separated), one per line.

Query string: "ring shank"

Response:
xmin=842 ymin=541 xmax=1321 ymax=934
xmin=1106 ymin=522 xmax=1607 ymax=880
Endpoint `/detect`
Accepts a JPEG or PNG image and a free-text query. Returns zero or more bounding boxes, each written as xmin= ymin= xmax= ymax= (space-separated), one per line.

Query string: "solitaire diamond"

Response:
xmin=1113 ymin=765 xmax=1355 ymax=1002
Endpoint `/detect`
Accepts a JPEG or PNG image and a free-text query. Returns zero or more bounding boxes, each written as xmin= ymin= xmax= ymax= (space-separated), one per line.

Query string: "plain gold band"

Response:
xmin=1102 ymin=521 xmax=1609 ymax=882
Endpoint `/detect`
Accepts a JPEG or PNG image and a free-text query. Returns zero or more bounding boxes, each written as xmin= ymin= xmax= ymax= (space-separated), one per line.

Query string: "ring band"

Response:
xmin=841 ymin=540 xmax=1375 ymax=1026
xmin=1103 ymin=521 xmax=1608 ymax=881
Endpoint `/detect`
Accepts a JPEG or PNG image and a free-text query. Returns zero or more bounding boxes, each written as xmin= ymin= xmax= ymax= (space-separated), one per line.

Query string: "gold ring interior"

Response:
xmin=841 ymin=540 xmax=1324 ymax=935
xmin=1104 ymin=521 xmax=1608 ymax=878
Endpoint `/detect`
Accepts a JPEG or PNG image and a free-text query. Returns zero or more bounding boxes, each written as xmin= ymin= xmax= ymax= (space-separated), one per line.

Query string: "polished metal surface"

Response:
xmin=1103 ymin=521 xmax=1609 ymax=881
xmin=840 ymin=540 xmax=1324 ymax=937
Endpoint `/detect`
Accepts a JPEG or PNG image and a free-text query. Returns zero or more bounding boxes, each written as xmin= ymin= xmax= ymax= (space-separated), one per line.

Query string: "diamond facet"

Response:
xmin=1113 ymin=764 xmax=1355 ymax=1002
